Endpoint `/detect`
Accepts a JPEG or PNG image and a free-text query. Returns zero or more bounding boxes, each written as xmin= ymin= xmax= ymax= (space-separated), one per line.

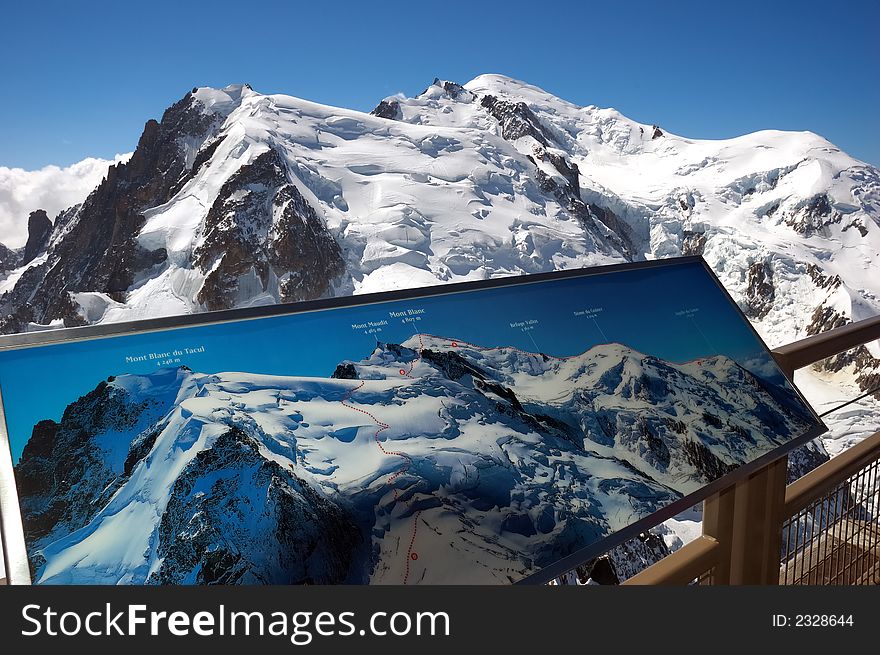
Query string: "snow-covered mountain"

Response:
xmin=14 ymin=335 xmax=816 ymax=584
xmin=0 ymin=76 xmax=876 ymax=411
xmin=3 ymin=74 xmax=879 ymax=580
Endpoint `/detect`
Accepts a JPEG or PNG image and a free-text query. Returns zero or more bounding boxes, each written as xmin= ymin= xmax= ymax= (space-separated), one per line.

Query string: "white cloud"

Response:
xmin=741 ymin=352 xmax=784 ymax=381
xmin=0 ymin=153 xmax=132 ymax=249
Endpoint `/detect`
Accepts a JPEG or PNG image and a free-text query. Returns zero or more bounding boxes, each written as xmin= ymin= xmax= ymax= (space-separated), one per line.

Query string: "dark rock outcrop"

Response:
xmin=14 ymin=380 xmax=158 ymax=552
xmin=480 ymin=94 xmax=552 ymax=146
xmin=420 ymin=78 xmax=473 ymax=101
xmin=476 ymin=88 xmax=637 ymax=260
xmin=419 ymin=348 xmax=487 ymax=381
xmin=0 ymin=89 xmax=225 ymax=333
xmin=566 ymin=530 xmax=670 ymax=584
xmin=785 ymin=194 xmax=842 ymax=236
xmin=807 ymin=263 xmax=842 ymax=291
xmin=682 ymin=439 xmax=737 ymax=482
xmin=682 ymin=230 xmax=707 ymax=255
xmin=149 ymin=427 xmax=360 ymax=584
xmin=787 ymin=438 xmax=831 ymax=482
xmin=0 ymin=241 xmax=21 ymax=272
xmin=434 ymin=78 xmax=470 ymax=100
xmin=842 ymin=218 xmax=868 ymax=237
xmin=530 ymin=152 xmax=635 ymax=259
xmin=22 ymin=210 xmax=52 ymax=264
xmin=744 ymin=260 xmax=775 ymax=319
xmin=194 ymin=148 xmax=345 ymax=310
xmin=586 ymin=202 xmax=637 ymax=258
xmin=331 ymin=363 xmax=358 ymax=379
xmin=370 ymin=100 xmax=401 ymax=120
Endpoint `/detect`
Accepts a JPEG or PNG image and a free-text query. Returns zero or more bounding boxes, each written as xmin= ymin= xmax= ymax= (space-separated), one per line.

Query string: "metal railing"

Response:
xmin=624 ymin=314 xmax=880 ymax=585
xmin=781 ymin=433 xmax=880 ymax=584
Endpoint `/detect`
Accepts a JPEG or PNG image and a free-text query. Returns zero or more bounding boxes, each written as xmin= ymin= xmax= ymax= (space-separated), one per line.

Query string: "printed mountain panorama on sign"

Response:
xmin=15 ymin=330 xmax=816 ymax=584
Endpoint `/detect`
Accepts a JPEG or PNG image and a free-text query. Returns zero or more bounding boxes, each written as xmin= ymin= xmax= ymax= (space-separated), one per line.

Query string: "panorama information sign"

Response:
xmin=0 ymin=257 xmax=825 ymax=584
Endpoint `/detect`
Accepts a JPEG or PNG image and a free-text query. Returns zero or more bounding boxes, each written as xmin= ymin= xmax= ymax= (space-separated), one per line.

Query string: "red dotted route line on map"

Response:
xmin=399 ymin=333 xmax=425 ymax=378
xmin=339 ymin=372 xmax=422 ymax=583
xmin=402 ymin=510 xmax=421 ymax=584
xmin=338 ymin=332 xmax=572 ymax=584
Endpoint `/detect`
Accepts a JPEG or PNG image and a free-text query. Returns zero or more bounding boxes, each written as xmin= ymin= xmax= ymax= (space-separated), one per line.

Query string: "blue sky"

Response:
xmin=0 ymin=261 xmax=786 ymax=462
xmin=0 ymin=0 xmax=877 ymax=169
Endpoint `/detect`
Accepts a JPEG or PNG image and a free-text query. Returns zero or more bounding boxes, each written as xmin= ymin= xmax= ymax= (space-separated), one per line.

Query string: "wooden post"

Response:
xmin=725 ymin=456 xmax=788 ymax=584
xmin=760 ymin=457 xmax=789 ymax=584
xmin=702 ymin=485 xmax=735 ymax=584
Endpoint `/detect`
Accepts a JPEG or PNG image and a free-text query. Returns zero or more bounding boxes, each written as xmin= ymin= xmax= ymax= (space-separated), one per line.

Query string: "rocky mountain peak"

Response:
xmin=0 ymin=88 xmax=229 ymax=332
xmin=427 ymin=78 xmax=472 ymax=101
xmin=22 ymin=209 xmax=52 ymax=264
xmin=0 ymin=241 xmax=21 ymax=272
xmin=370 ymin=99 xmax=401 ymax=120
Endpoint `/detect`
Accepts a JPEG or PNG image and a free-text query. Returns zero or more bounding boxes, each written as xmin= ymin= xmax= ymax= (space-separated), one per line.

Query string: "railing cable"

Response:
xmin=818 ymin=385 xmax=880 ymax=418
